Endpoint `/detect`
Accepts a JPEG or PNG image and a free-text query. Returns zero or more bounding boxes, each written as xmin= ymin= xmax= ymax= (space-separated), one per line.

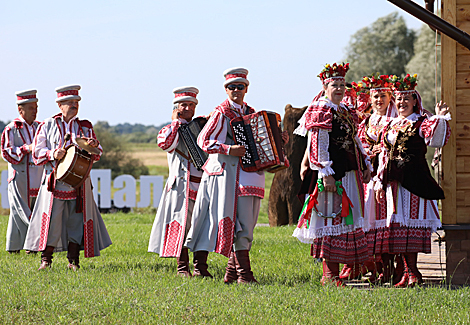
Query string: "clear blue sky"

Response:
xmin=1 ymin=0 xmax=424 ymax=125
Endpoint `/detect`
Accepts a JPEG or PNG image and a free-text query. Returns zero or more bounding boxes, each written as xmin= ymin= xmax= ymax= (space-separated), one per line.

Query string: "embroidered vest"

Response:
xmin=363 ymin=115 xmax=385 ymax=176
xmin=383 ymin=116 xmax=444 ymax=200
xmin=329 ymin=107 xmax=363 ymax=181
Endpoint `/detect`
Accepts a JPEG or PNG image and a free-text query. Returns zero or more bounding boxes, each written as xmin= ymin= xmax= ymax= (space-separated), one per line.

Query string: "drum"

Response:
xmin=55 ymin=144 xmax=93 ymax=188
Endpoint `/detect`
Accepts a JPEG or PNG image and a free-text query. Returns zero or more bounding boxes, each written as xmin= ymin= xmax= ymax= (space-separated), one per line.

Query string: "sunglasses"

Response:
xmin=226 ymin=84 xmax=246 ymax=91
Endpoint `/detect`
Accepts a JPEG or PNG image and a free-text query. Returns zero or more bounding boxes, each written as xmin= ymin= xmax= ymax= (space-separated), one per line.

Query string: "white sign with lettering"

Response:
xmin=0 ymin=170 xmax=163 ymax=209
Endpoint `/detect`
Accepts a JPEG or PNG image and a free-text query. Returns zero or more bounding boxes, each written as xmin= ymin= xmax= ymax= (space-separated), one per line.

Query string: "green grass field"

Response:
xmin=1 ymin=213 xmax=470 ymax=324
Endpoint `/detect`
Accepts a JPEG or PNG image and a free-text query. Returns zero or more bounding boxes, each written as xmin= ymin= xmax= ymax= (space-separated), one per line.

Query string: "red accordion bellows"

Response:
xmin=230 ymin=111 xmax=287 ymax=173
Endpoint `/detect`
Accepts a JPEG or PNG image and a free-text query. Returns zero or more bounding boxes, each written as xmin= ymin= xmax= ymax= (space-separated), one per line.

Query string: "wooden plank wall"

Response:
xmin=443 ymin=0 xmax=470 ymax=224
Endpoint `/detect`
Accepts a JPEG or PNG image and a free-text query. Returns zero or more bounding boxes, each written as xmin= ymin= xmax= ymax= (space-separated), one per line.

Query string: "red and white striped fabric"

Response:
xmin=157 ymin=120 xmax=181 ymax=153
xmin=1 ymin=118 xmax=38 ymax=164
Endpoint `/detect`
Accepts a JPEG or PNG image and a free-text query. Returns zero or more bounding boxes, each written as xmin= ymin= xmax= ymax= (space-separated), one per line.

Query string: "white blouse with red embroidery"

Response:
xmin=1 ymin=117 xmax=37 ymax=164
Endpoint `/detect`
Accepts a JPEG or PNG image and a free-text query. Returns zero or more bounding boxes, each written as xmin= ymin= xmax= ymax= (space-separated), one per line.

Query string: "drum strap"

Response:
xmin=175 ymin=148 xmax=190 ymax=161
xmin=189 ymin=175 xmax=202 ymax=183
xmin=47 ymin=172 xmax=56 ymax=192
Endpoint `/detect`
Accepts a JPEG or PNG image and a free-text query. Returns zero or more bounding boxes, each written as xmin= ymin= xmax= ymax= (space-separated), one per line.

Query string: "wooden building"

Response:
xmin=441 ymin=0 xmax=470 ymax=285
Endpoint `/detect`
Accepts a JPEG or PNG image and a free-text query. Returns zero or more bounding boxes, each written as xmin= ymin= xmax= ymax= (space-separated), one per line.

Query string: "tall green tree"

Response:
xmin=344 ymin=12 xmax=416 ymax=82
xmin=405 ymin=24 xmax=441 ymax=113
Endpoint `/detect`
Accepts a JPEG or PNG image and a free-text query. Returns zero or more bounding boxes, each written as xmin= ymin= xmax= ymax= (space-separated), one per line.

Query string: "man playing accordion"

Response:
xmin=186 ymin=67 xmax=288 ymax=284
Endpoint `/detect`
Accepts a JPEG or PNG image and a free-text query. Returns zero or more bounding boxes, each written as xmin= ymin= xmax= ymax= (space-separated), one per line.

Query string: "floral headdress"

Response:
xmin=318 ymin=62 xmax=350 ymax=85
xmin=391 ymin=74 xmax=427 ymax=115
xmin=351 ymin=81 xmax=370 ymax=113
xmin=361 ymin=74 xmax=397 ymax=118
xmin=362 ymin=74 xmax=392 ymax=94
xmin=391 ymin=74 xmax=418 ymax=94
xmin=350 ymin=81 xmax=369 ymax=95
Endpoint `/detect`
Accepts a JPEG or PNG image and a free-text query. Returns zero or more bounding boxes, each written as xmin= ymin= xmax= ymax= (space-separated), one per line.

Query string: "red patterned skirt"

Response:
xmin=366 ymin=222 xmax=432 ymax=255
xmin=311 ymin=228 xmax=369 ymax=264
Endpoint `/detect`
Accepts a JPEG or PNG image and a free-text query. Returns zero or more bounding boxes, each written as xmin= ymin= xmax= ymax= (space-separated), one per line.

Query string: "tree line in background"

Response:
xmin=344 ymin=12 xmax=440 ymax=112
xmin=91 ymin=121 xmax=170 ymax=178
xmin=1 ymin=12 xmax=440 ymax=176
xmin=0 ymin=119 xmax=169 ymax=179
xmin=94 ymin=121 xmax=169 ymax=144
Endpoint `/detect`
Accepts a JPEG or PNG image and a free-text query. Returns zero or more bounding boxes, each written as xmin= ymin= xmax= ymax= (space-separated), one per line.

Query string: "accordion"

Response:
xmin=230 ymin=111 xmax=287 ymax=173
xmin=178 ymin=117 xmax=208 ymax=171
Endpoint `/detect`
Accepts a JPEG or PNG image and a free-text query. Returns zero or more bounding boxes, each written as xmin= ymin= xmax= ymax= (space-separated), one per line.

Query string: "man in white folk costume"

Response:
xmin=185 ymin=68 xmax=288 ymax=283
xmin=1 ymin=90 xmax=44 ymax=254
xmin=24 ymin=85 xmax=111 ymax=270
xmin=148 ymin=87 xmax=212 ymax=277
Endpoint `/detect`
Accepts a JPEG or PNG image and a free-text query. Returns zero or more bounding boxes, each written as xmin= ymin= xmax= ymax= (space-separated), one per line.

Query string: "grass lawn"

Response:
xmin=1 ymin=213 xmax=469 ymax=324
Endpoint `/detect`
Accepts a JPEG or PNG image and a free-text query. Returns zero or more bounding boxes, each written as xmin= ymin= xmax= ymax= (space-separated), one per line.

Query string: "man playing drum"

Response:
xmin=1 ymin=90 xmax=44 ymax=254
xmin=24 ymin=85 xmax=112 ymax=271
xmin=148 ymin=87 xmax=212 ymax=277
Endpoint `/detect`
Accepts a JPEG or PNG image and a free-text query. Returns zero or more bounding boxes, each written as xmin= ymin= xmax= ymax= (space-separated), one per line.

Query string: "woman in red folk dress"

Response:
xmin=341 ymin=75 xmax=399 ymax=283
xmin=374 ymin=74 xmax=450 ymax=287
xmin=293 ymin=62 xmax=373 ymax=286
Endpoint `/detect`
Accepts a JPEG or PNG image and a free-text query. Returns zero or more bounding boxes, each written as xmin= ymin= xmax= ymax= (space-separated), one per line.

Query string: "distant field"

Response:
xmin=128 ymin=142 xmax=168 ymax=167
xmin=0 ymin=160 xmax=6 ymax=173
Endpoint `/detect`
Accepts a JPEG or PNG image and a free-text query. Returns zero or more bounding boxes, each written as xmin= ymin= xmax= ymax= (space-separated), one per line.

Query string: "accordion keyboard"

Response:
xmin=232 ymin=122 xmax=257 ymax=168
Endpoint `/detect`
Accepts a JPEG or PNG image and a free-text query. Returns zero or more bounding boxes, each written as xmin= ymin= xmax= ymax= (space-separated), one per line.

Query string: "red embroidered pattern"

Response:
xmin=370 ymin=87 xmax=390 ymax=94
xmin=309 ymin=128 xmax=325 ymax=169
xmin=58 ymin=90 xmax=79 ymax=97
xmin=420 ymin=119 xmax=438 ymax=138
xmin=29 ymin=188 xmax=39 ymax=197
xmin=312 ymin=229 xmax=368 ymax=264
xmin=214 ymin=217 xmax=234 ymax=258
xmin=53 ymin=190 xmax=77 ymax=200
xmin=83 ymin=219 xmax=94 ymax=258
xmin=189 ymin=189 xmax=197 ymax=201
xmin=202 ymin=162 xmax=225 ymax=176
xmin=17 ymin=94 xmax=36 ymax=100
xmin=238 ymin=186 xmax=264 ymax=198
xmin=157 ymin=121 xmax=179 ymax=151
xmin=409 ymin=193 xmax=420 ymax=220
xmin=162 ymin=220 xmax=182 ymax=257
xmin=38 ymin=212 xmax=50 ymax=251
xmin=322 ymin=76 xmax=345 ymax=85
xmin=1 ymin=126 xmax=22 ymax=165
xmin=175 ymin=92 xmax=196 ymax=98
xmin=367 ymin=223 xmax=432 ymax=255
xmin=226 ymin=73 xmax=247 ymax=79
xmin=304 ymin=104 xmax=333 ymax=130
